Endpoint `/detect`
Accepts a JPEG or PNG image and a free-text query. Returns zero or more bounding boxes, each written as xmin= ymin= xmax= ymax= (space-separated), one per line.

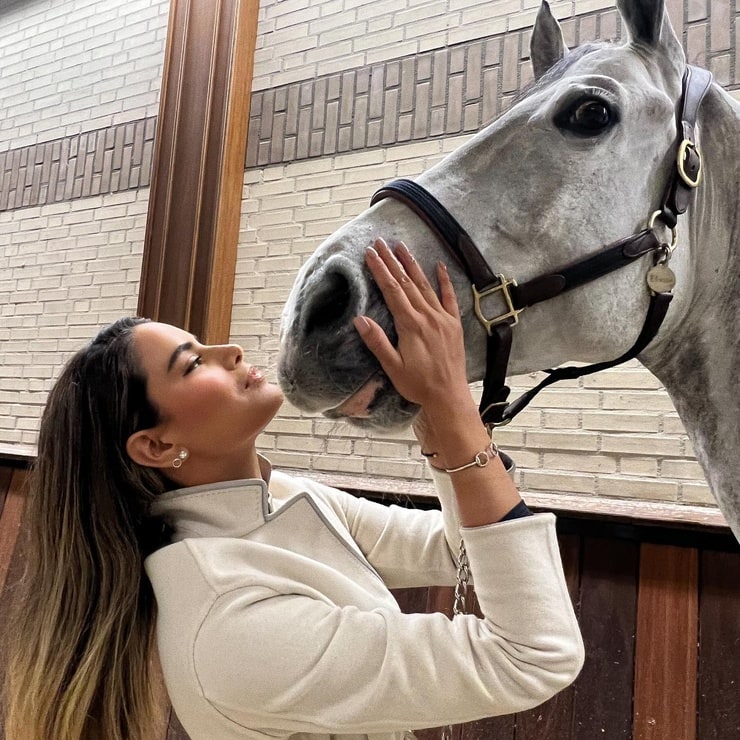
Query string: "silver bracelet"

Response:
xmin=443 ymin=441 xmax=499 ymax=473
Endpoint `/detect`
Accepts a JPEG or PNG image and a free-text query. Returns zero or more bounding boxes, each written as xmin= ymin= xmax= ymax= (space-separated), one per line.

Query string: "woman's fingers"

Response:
xmin=369 ymin=238 xmax=448 ymax=318
xmin=436 ymin=260 xmax=460 ymax=319
xmin=356 ymin=237 xmax=467 ymax=407
xmin=363 ymin=241 xmax=416 ymax=325
xmin=393 ymin=242 xmax=444 ymax=312
xmin=352 ymin=315 xmax=403 ymax=379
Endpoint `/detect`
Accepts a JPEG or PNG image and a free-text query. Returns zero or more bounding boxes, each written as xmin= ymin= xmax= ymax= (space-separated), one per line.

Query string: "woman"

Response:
xmin=4 ymin=240 xmax=583 ymax=740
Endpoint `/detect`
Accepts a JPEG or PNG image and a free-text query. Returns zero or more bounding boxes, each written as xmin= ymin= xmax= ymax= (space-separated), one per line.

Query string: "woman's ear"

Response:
xmin=126 ymin=429 xmax=176 ymax=469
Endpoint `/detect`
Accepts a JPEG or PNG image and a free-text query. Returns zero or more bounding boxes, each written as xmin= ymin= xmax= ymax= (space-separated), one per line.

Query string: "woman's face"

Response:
xmin=131 ymin=322 xmax=283 ymax=477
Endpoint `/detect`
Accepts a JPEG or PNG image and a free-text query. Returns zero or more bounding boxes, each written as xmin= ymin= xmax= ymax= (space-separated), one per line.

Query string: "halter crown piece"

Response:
xmin=371 ymin=66 xmax=713 ymax=429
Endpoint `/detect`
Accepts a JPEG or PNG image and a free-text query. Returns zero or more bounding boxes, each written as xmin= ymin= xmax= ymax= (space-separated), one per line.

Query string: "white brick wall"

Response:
xmin=0 ymin=0 xmax=169 ymax=150
xmin=253 ymin=0 xmax=617 ymax=91
xmin=0 ymin=190 xmax=149 ymax=444
xmin=0 ymin=0 xmax=168 ymax=448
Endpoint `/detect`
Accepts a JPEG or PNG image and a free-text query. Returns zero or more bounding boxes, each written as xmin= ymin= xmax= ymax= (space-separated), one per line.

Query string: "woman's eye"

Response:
xmin=184 ymin=356 xmax=202 ymax=375
xmin=556 ymin=98 xmax=615 ymax=136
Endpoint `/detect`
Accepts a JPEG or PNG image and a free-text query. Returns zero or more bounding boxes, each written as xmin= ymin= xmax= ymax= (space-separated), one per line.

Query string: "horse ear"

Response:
xmin=530 ymin=1 xmax=567 ymax=80
xmin=618 ymin=0 xmax=685 ymax=70
xmin=618 ymin=0 xmax=664 ymax=45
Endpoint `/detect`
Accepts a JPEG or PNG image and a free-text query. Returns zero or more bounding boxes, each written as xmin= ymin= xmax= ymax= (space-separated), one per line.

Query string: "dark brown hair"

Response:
xmin=4 ymin=317 xmax=172 ymax=740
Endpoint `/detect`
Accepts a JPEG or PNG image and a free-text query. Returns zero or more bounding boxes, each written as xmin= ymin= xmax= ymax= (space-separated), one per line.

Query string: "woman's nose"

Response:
xmin=226 ymin=344 xmax=243 ymax=369
xmin=213 ymin=343 xmax=243 ymax=369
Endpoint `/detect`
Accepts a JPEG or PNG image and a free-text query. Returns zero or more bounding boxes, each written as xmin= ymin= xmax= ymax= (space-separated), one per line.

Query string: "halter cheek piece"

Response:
xmin=370 ymin=66 xmax=713 ymax=428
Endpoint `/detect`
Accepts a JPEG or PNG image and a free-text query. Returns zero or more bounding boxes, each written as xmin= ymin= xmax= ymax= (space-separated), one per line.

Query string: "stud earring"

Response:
xmin=172 ymin=449 xmax=189 ymax=469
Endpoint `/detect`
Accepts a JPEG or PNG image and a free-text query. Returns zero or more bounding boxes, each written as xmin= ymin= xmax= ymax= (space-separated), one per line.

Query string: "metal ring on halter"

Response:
xmin=647 ymin=210 xmax=678 ymax=252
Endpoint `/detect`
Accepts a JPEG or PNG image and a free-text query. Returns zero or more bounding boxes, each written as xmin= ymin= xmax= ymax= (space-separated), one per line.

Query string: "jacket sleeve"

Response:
xmin=293 ymin=468 xmax=467 ymax=589
xmin=193 ymin=513 xmax=584 ymax=735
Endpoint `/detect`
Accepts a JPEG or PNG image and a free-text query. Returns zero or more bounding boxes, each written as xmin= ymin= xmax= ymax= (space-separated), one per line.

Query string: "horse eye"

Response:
xmin=556 ymin=98 xmax=614 ymax=136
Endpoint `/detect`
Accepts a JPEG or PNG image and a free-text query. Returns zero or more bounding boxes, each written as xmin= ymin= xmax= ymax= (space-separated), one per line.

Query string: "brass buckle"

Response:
xmin=676 ymin=139 xmax=702 ymax=188
xmin=472 ymin=275 xmax=523 ymax=334
xmin=480 ymin=403 xmax=513 ymax=428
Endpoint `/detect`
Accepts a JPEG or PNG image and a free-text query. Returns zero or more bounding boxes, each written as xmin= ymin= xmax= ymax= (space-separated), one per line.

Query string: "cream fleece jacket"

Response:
xmin=145 ymin=462 xmax=584 ymax=739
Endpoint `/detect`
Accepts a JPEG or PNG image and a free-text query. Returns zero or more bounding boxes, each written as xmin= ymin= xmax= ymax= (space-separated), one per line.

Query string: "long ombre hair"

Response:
xmin=4 ymin=317 xmax=173 ymax=740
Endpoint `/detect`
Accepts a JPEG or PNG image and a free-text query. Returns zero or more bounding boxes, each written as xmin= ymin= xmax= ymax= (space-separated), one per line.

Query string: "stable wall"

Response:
xmin=0 ymin=0 xmax=169 ymax=447
xmin=233 ymin=0 xmax=739 ymax=511
xmin=1 ymin=0 xmax=738 ymax=514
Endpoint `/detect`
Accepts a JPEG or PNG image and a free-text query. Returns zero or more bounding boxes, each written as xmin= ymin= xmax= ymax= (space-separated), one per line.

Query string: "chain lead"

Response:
xmin=453 ymin=538 xmax=470 ymax=617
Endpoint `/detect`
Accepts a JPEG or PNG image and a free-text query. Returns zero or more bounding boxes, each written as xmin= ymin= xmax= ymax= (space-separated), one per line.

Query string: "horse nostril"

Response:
xmin=304 ymin=270 xmax=353 ymax=334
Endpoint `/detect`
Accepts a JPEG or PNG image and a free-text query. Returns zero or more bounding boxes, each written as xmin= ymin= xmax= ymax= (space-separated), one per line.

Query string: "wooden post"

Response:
xmin=138 ymin=0 xmax=259 ymax=343
xmin=633 ymin=543 xmax=699 ymax=740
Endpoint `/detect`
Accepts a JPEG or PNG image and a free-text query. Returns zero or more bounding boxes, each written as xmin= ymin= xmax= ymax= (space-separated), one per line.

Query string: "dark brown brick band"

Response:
xmin=0 ymin=117 xmax=156 ymax=212
xmin=245 ymin=10 xmax=617 ymax=168
xmin=245 ymin=3 xmax=737 ymax=168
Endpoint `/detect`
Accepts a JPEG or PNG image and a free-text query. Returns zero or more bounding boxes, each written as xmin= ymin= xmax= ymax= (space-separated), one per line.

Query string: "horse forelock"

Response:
xmin=513 ymin=43 xmax=611 ymax=106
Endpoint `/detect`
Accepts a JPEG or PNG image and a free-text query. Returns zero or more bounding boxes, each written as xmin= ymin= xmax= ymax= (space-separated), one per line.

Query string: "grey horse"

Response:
xmin=278 ymin=0 xmax=740 ymax=540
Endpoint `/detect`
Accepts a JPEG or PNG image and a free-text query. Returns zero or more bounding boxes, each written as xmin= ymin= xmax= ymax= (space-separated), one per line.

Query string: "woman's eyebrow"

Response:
xmin=167 ymin=342 xmax=193 ymax=372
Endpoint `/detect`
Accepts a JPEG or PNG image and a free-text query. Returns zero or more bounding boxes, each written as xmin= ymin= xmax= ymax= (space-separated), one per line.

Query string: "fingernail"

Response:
xmin=398 ymin=243 xmax=416 ymax=262
xmin=438 ymin=261 xmax=448 ymax=272
xmin=374 ymin=237 xmax=387 ymax=249
xmin=366 ymin=246 xmax=379 ymax=259
xmin=353 ymin=316 xmax=371 ymax=333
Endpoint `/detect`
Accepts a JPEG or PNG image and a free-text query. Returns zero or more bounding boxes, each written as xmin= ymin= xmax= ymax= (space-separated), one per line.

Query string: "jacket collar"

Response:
xmin=150 ymin=456 xmax=273 ymax=542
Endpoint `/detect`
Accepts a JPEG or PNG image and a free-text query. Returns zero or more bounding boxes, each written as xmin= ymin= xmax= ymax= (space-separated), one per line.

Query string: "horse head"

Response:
xmin=278 ymin=0 xmax=740 ymax=536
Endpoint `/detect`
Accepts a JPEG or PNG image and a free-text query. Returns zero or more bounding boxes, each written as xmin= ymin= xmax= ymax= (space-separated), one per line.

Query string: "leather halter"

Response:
xmin=370 ymin=66 xmax=713 ymax=427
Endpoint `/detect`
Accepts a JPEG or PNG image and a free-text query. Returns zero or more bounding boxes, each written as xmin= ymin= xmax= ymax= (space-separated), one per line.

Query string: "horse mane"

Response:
xmin=513 ymin=42 xmax=611 ymax=106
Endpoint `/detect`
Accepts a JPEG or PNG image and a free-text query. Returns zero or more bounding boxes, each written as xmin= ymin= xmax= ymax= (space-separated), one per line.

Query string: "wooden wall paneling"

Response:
xmin=633 ymin=543 xmax=698 ymax=740
xmin=0 ymin=465 xmax=13 ymax=518
xmin=697 ymin=549 xmax=740 ymax=739
xmin=427 ymin=585 xmax=456 ymax=619
xmin=416 ymin=725 xmax=462 ymax=740
xmin=461 ymin=715 xmax=515 ymax=739
xmin=572 ymin=537 xmax=639 ymax=739
xmin=392 ymin=586 xmax=431 ymax=615
xmin=0 ymin=469 xmax=27 ymax=597
xmin=138 ymin=0 xmax=259 ymax=343
xmin=0 ymin=469 xmax=29 ymax=733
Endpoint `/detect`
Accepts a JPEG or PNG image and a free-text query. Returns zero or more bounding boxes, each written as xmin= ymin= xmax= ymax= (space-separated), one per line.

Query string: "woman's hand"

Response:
xmin=354 ymin=238 xmax=521 ymax=524
xmin=352 ymin=238 xmax=473 ymax=415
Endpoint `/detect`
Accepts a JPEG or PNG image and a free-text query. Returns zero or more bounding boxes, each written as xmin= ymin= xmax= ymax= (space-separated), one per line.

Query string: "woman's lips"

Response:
xmin=246 ymin=367 xmax=266 ymax=387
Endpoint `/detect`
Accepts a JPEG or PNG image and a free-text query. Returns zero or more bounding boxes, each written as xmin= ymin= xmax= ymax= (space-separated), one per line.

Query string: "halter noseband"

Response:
xmin=370 ymin=65 xmax=712 ymax=428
